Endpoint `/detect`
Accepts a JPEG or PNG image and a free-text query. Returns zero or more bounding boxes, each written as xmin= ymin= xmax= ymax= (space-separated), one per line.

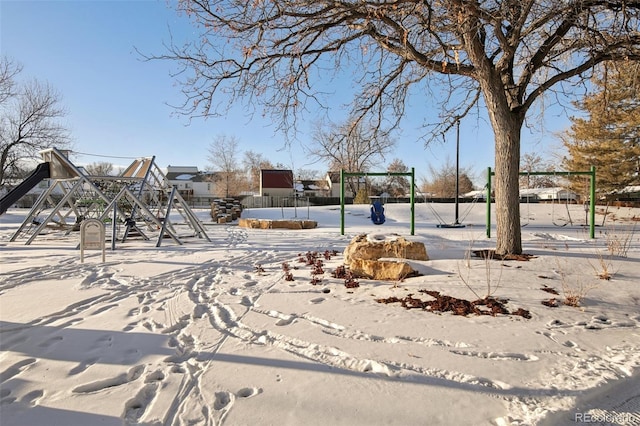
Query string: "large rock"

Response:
xmin=349 ymin=258 xmax=418 ymax=280
xmin=343 ymin=233 xmax=429 ymax=265
xmin=343 ymin=233 xmax=428 ymax=281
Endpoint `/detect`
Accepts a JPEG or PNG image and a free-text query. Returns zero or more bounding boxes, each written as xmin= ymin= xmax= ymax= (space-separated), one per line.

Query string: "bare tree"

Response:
xmin=0 ymin=57 xmax=70 ymax=188
xmin=425 ymin=159 xmax=475 ymax=198
xmin=307 ymin=119 xmax=395 ymax=194
xmin=207 ymin=134 xmax=246 ymax=197
xmin=243 ymin=150 xmax=274 ymax=194
xmin=296 ymin=169 xmax=321 ymax=181
xmin=0 ymin=57 xmax=20 ymax=105
xmin=155 ymin=1 xmax=640 ymax=254
xmin=519 ymin=152 xmax=558 ymax=188
xmin=84 ymin=161 xmax=114 ymax=176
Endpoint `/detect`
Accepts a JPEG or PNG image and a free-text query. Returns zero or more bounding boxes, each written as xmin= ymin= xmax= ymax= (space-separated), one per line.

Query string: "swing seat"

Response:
xmin=370 ymin=200 xmax=385 ymax=225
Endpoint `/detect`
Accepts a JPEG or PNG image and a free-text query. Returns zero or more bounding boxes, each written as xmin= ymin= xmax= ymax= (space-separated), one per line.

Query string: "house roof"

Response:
xmin=618 ymin=185 xmax=640 ymax=194
xmin=165 ymin=172 xmax=210 ymax=182
xmin=298 ymin=179 xmax=328 ymax=191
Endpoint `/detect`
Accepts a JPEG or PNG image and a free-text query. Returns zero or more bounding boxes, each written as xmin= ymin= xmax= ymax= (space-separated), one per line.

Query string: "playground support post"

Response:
xmin=122 ymin=156 xmax=156 ymax=243
xmin=485 ymin=166 xmax=596 ymax=239
xmin=340 ymin=168 xmax=415 ymax=236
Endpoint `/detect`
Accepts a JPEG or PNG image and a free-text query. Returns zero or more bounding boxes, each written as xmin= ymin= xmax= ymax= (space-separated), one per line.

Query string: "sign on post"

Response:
xmin=80 ymin=218 xmax=105 ymax=263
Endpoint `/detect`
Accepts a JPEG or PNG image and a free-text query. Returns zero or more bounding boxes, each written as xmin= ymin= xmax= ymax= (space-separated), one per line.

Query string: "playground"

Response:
xmin=1 ymin=198 xmax=639 ymax=425
xmin=0 ymin=148 xmax=210 ymax=248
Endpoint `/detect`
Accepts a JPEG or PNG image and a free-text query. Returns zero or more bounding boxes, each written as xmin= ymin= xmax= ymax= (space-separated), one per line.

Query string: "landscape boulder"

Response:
xmin=348 ymin=258 xmax=419 ymax=280
xmin=343 ymin=233 xmax=429 ymax=265
xmin=343 ymin=233 xmax=429 ymax=281
xmin=238 ymin=218 xmax=318 ymax=229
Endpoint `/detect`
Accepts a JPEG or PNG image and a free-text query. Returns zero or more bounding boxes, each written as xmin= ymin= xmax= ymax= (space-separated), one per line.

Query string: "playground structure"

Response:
xmin=0 ymin=147 xmax=210 ymax=246
xmin=485 ymin=166 xmax=597 ymax=239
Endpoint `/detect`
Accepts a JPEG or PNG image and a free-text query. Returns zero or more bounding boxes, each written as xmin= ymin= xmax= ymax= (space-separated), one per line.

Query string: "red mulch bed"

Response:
xmin=541 ymin=298 xmax=560 ymax=307
xmin=472 ymin=249 xmax=537 ymax=261
xmin=376 ymin=290 xmax=531 ymax=319
xmin=540 ymin=285 xmax=559 ymax=295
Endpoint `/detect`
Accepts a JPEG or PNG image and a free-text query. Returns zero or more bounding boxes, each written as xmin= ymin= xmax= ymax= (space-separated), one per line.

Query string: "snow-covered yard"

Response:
xmin=1 ymin=203 xmax=638 ymax=425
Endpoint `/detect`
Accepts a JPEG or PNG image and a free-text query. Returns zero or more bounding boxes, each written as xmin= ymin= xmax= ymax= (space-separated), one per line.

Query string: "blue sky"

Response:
xmin=1 ymin=0 xmax=572 ymax=185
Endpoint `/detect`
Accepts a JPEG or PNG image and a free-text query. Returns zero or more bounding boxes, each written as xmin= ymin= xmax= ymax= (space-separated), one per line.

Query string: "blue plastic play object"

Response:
xmin=370 ymin=200 xmax=385 ymax=225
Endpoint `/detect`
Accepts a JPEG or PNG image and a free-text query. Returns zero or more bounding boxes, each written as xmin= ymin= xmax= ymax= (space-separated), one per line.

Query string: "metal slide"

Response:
xmin=0 ymin=162 xmax=50 ymax=215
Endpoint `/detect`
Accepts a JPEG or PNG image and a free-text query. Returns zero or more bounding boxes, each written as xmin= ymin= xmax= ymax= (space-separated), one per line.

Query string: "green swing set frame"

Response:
xmin=485 ymin=166 xmax=597 ymax=239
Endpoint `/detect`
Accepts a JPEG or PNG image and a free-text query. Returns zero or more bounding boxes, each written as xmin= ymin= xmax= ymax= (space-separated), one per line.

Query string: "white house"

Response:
xmin=613 ymin=185 xmax=640 ymax=198
xmin=298 ymin=179 xmax=330 ymax=197
xmin=325 ymin=172 xmax=366 ymax=198
xmin=165 ymin=166 xmax=217 ymax=203
xmin=519 ymin=187 xmax=579 ymax=202
xmin=463 ymin=189 xmax=489 ymax=200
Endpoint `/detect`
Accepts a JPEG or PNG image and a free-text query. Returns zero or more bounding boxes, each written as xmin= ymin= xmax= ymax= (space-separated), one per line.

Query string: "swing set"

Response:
xmin=339 ymin=169 xmax=416 ymax=235
xmin=520 ymin=174 xmax=579 ymax=227
xmin=485 ymin=166 xmax=597 ymax=239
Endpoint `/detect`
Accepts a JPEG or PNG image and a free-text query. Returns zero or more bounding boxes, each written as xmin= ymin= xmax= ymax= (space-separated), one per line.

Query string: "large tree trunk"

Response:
xmin=490 ymin=109 xmax=523 ymax=255
xmin=457 ymin=10 xmax=524 ymax=255
xmin=473 ymin=67 xmax=524 ymax=255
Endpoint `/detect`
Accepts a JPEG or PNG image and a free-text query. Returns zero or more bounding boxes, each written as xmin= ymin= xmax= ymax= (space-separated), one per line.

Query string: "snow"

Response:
xmin=366 ymin=233 xmax=400 ymax=243
xmin=174 ymin=174 xmax=197 ymax=180
xmin=1 ymin=203 xmax=639 ymax=426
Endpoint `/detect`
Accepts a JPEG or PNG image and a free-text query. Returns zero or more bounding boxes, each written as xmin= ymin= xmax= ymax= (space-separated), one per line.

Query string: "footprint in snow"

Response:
xmin=122 ymin=322 xmax=137 ymax=332
xmin=0 ymin=358 xmax=37 ymax=383
xmin=90 ymin=303 xmax=119 ymax=316
xmin=21 ymin=389 xmax=44 ymax=406
xmin=275 ymin=317 xmax=295 ymax=326
xmin=213 ymin=391 xmax=234 ymax=411
xmin=1 ymin=334 xmax=28 ymax=350
xmin=240 ymin=296 xmax=255 ymax=307
xmin=236 ymin=387 xmax=262 ymax=399
xmin=68 ymin=357 xmax=100 ymax=376
xmin=72 ymin=364 xmax=146 ymax=394
xmin=123 ymin=383 xmax=158 ymax=424
xmin=450 ymin=350 xmax=539 ymax=362
xmin=58 ymin=318 xmax=83 ymax=328
xmin=38 ymin=335 xmax=63 ymax=348
xmin=95 ymin=334 xmax=114 ymax=347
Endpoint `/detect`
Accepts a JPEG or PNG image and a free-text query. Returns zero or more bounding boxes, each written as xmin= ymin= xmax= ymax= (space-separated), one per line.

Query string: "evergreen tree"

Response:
xmin=353 ymin=187 xmax=371 ymax=204
xmin=562 ymin=64 xmax=640 ymax=197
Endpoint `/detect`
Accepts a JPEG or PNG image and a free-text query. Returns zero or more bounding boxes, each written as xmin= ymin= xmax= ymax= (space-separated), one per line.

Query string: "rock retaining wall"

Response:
xmin=238 ymin=219 xmax=318 ymax=229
